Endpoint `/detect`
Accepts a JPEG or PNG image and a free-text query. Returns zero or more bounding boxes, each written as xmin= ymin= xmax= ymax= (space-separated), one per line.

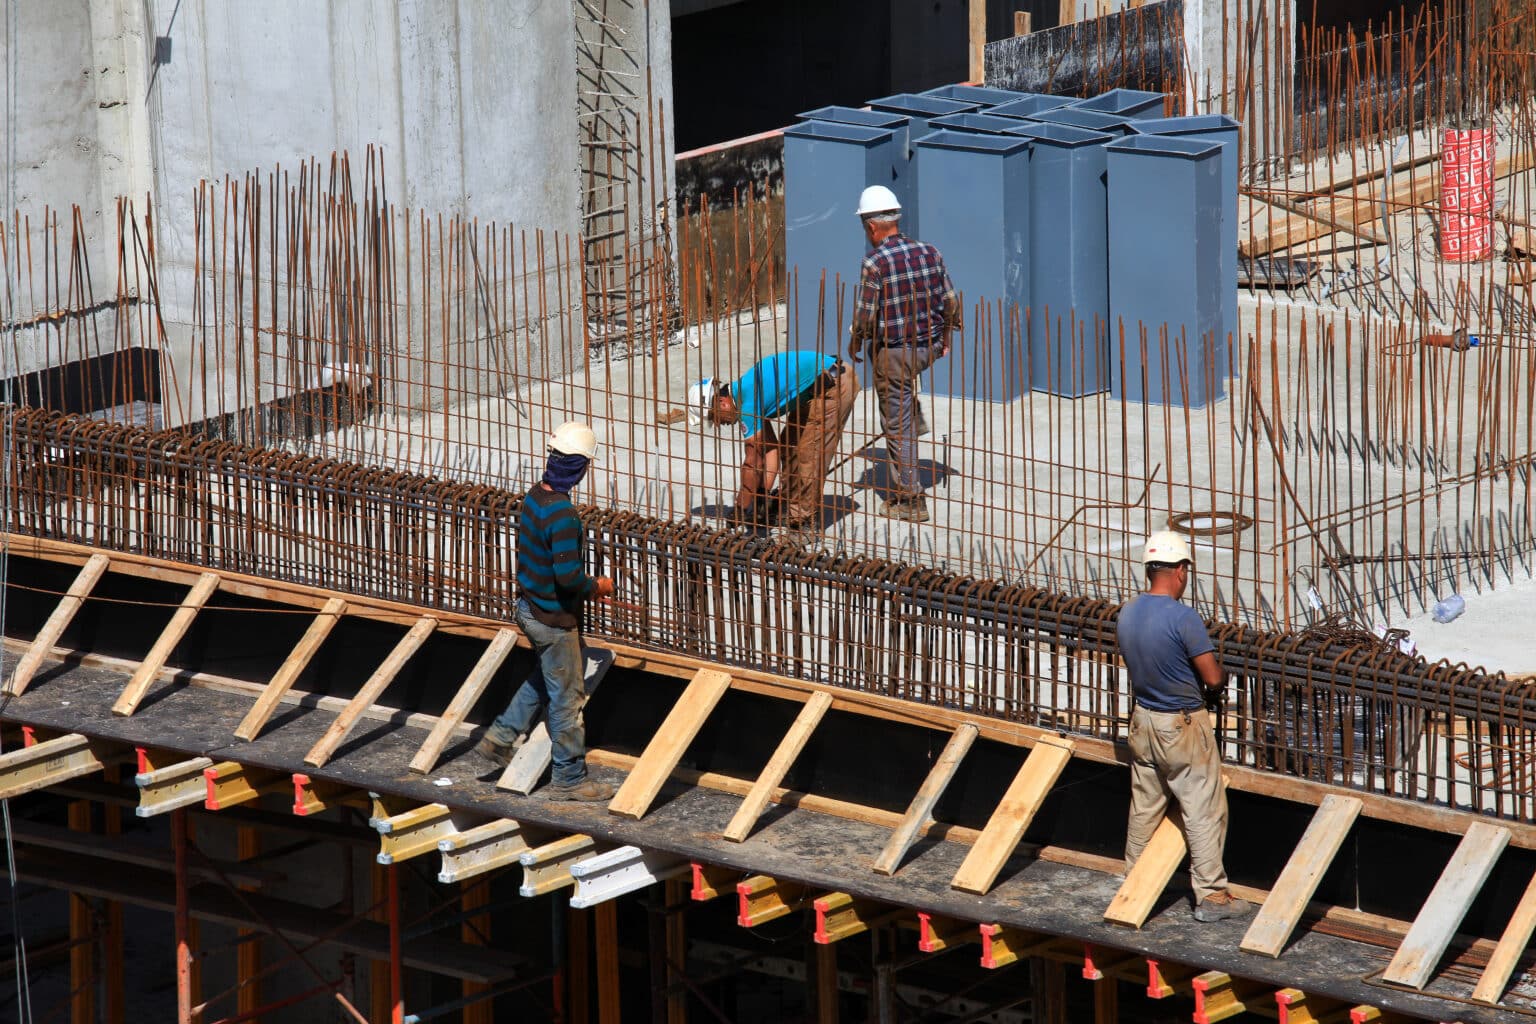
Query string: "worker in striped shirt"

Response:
xmin=478 ymin=421 xmax=615 ymax=802
xmin=849 ymin=185 xmax=962 ymax=524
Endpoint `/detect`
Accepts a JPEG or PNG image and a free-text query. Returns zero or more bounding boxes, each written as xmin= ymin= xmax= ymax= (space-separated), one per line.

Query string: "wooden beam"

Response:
xmin=1384 ymin=821 xmax=1511 ymax=989
xmin=812 ymin=892 xmax=899 ymax=944
xmin=724 ymin=692 xmax=831 ymax=842
xmin=409 ymin=628 xmax=516 ymax=774
xmin=111 ymin=571 xmax=221 ymax=716
xmin=520 ymin=835 xmax=597 ymax=898
xmin=1104 ymin=816 xmax=1186 ymax=928
xmin=596 ymin=902 xmax=620 ymax=1024
xmin=736 ymin=874 xmax=808 ymax=927
xmin=1242 ymin=795 xmax=1362 ymax=957
xmin=374 ymin=803 xmax=463 ymax=865
xmin=690 ymin=862 xmax=740 ymax=902
xmin=134 ymin=755 xmax=215 ymax=817
xmin=815 ymin=942 xmax=838 ymax=1024
xmin=917 ymin=912 xmax=976 ymax=953
xmin=968 ymin=0 xmax=986 ymax=83
xmin=950 ymin=737 xmax=1074 ymax=894
xmin=873 ymin=723 xmax=978 ymax=875
xmin=7 ymin=552 xmax=109 ymax=696
xmin=302 ymin=616 xmax=438 ymax=768
xmin=202 ymin=761 xmax=286 ymax=811
xmin=1472 ymin=867 xmax=1536 ymax=1003
xmin=290 ymin=772 xmax=369 ymax=816
xmin=0 ymin=734 xmax=110 ymax=799
xmin=437 ymin=820 xmax=533 ymax=884
xmin=1014 ymin=11 xmax=1032 ymax=35
xmin=608 ymin=668 xmax=732 ymax=820
xmin=1193 ymin=970 xmax=1271 ymax=1023
xmin=1059 ymin=0 xmax=1077 ymax=27
xmin=233 ymin=597 xmax=347 ymax=741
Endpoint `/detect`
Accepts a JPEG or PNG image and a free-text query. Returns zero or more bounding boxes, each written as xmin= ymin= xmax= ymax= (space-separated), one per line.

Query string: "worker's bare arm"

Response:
xmin=735 ymin=426 xmax=779 ymax=510
xmin=1192 ymin=651 xmax=1224 ymax=691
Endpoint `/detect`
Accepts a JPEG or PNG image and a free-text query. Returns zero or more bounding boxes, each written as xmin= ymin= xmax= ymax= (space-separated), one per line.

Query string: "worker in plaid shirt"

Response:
xmin=848 ymin=185 xmax=962 ymax=523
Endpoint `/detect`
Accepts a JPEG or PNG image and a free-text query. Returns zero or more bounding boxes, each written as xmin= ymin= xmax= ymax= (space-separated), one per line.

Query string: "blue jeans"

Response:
xmin=872 ymin=340 xmax=941 ymax=499
xmin=489 ymin=598 xmax=588 ymax=786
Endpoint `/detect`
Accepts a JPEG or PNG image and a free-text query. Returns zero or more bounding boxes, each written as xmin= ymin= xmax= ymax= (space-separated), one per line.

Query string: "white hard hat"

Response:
xmin=687 ymin=377 xmax=716 ymax=411
xmin=548 ymin=421 xmax=597 ymax=459
xmin=856 ymin=185 xmax=902 ymax=218
xmin=1143 ymin=530 xmax=1193 ymax=566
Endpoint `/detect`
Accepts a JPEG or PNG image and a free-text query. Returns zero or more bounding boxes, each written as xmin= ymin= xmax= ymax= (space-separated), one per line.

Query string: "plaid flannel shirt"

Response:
xmin=852 ymin=234 xmax=959 ymax=347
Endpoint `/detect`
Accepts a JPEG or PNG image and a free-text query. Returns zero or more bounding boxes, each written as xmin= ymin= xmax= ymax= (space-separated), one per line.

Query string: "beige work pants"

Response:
xmin=1124 ymin=705 xmax=1229 ymax=903
xmin=776 ymin=366 xmax=860 ymax=524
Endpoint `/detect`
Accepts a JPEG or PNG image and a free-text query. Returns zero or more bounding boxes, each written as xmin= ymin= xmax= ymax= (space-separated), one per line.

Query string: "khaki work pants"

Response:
xmin=1125 ymin=705 xmax=1229 ymax=903
xmin=775 ymin=366 xmax=860 ymax=524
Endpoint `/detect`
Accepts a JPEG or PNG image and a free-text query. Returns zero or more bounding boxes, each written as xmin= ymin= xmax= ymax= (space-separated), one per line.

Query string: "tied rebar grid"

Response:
xmin=6 ymin=403 xmax=1536 ymax=822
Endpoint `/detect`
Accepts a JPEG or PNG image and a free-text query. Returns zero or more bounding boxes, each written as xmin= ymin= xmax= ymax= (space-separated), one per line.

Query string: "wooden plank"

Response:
xmin=1472 ymin=869 xmax=1536 ymax=1004
xmin=968 ymin=0 xmax=986 ymax=83
xmin=1104 ymin=817 xmax=1187 ymax=928
xmin=950 ymin=737 xmax=1075 ymax=894
xmin=1384 ymin=821 xmax=1511 ymax=989
xmin=1014 ymin=11 xmax=1031 ymax=35
xmin=873 ymin=723 xmax=979 ymax=875
xmin=1242 ymin=795 xmax=1363 ymax=957
xmin=723 ymin=691 xmax=832 ymax=842
xmin=7 ymin=552 xmax=109 ymax=696
xmin=408 ymin=628 xmax=517 ymax=774
xmin=111 ymin=572 xmax=221 ymax=716
xmin=302 ymin=616 xmax=439 ymax=768
xmin=607 ymin=668 xmax=732 ymax=820
xmin=1059 ymin=0 xmax=1076 ymax=26
xmin=233 ymin=597 xmax=348 ymax=741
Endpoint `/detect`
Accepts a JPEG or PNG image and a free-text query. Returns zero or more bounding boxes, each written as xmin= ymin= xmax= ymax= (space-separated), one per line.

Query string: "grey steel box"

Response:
xmin=1071 ymin=88 xmax=1166 ymax=119
xmin=798 ymin=106 xmax=916 ymax=231
xmin=930 ymin=111 xmax=1036 ymax=136
xmin=922 ymin=83 xmax=1025 ymax=107
xmin=782 ymin=120 xmax=901 ymax=355
xmin=912 ymin=130 xmax=1032 ymax=400
xmin=1008 ymin=122 xmax=1115 ymax=397
xmin=1105 ymin=134 xmax=1225 ymax=407
xmin=1026 ymin=105 xmax=1137 ymax=137
xmin=989 ymin=94 xmax=1073 ymax=120
xmin=865 ymin=94 xmax=982 ymax=238
xmin=1132 ymin=115 xmax=1241 ymax=381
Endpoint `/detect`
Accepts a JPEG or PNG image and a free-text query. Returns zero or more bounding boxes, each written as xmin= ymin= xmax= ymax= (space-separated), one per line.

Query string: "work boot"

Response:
xmin=1193 ymin=891 xmax=1253 ymax=923
xmin=880 ymin=497 xmax=930 ymax=523
xmin=776 ymin=517 xmax=821 ymax=546
xmin=544 ymin=778 xmax=617 ymax=802
xmin=475 ymin=731 xmax=525 ymax=769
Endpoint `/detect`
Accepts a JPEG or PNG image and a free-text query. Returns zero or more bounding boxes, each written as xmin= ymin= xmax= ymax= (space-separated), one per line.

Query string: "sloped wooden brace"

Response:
xmin=302 ymin=615 xmax=438 ymax=768
xmin=1193 ymin=970 xmax=1272 ymax=1023
xmin=291 ymin=773 xmax=369 ymax=817
xmin=917 ymin=912 xmax=975 ymax=953
xmin=736 ymin=874 xmax=808 ymax=927
xmin=1384 ymin=821 xmax=1510 ymax=989
xmin=0 ymin=734 xmax=112 ymax=800
xmin=608 ymin=668 xmax=732 ymax=820
xmin=234 ymin=597 xmax=348 ymax=741
xmin=519 ymin=835 xmax=597 ymax=898
xmin=204 ymin=761 xmax=286 ymax=810
xmin=1242 ymin=795 xmax=1363 ymax=958
xmin=408 ymin=628 xmax=517 ymax=774
xmin=135 ymin=755 xmax=215 ymax=817
xmin=690 ymin=862 xmax=740 ymax=902
xmin=873 ymin=723 xmax=978 ymax=876
xmin=374 ymin=803 xmax=467 ymax=865
xmin=1104 ymin=816 xmax=1186 ymax=928
xmin=951 ymin=736 xmax=1074 ymax=895
xmin=812 ymin=892 xmax=899 ymax=944
xmin=8 ymin=552 xmax=109 ymax=696
xmin=724 ymin=691 xmax=831 ymax=842
xmin=1472 ymin=866 xmax=1536 ymax=1004
xmin=112 ymin=571 xmax=221 ymax=716
xmin=437 ymin=820 xmax=532 ymax=885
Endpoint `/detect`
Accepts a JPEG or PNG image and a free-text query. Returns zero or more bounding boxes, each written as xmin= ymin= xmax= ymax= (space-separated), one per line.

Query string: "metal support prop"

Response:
xmin=135 ymin=755 xmax=215 ymax=817
xmin=569 ymin=845 xmax=688 ymax=909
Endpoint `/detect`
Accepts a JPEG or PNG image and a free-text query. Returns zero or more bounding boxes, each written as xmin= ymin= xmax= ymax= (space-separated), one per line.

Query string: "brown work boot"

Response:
xmin=475 ymin=731 xmax=524 ymax=769
xmin=880 ymin=497 xmax=930 ymax=523
xmin=544 ymin=778 xmax=616 ymax=802
xmin=1193 ymin=891 xmax=1254 ymax=923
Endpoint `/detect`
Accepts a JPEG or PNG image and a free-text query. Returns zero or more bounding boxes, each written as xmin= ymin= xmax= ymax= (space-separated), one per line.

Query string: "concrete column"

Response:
xmin=1182 ymin=0 xmax=1296 ymax=169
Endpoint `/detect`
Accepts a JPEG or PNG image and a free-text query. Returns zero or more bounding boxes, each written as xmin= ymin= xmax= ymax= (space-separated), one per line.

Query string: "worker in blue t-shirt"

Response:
xmin=688 ymin=350 xmax=859 ymax=538
xmin=1116 ymin=530 xmax=1252 ymax=924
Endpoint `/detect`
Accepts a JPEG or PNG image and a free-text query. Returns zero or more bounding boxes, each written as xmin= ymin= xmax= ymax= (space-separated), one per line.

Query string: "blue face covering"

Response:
xmin=542 ymin=452 xmax=590 ymax=493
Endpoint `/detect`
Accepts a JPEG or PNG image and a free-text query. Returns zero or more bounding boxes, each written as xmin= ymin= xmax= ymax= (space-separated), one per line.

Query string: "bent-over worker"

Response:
xmin=1116 ymin=530 xmax=1251 ymax=923
xmin=689 ymin=349 xmax=859 ymax=537
xmin=848 ymin=184 xmax=962 ymax=524
xmin=477 ymin=421 xmax=616 ymax=802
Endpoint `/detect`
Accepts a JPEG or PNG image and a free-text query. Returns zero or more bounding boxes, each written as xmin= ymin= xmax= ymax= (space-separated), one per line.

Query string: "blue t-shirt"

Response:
xmin=730 ymin=352 xmax=836 ymax=438
xmin=1116 ymin=593 xmax=1216 ymax=712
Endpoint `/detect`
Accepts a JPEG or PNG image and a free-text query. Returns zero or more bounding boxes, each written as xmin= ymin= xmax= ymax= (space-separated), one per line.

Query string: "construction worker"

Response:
xmin=848 ymin=184 xmax=962 ymax=524
xmin=1117 ymin=530 xmax=1251 ymax=923
xmin=688 ymin=349 xmax=859 ymax=538
xmin=478 ymin=421 xmax=616 ymax=802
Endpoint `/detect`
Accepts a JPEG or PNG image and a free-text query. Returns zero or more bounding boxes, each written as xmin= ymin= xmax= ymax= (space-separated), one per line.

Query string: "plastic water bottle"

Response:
xmin=1431 ymin=594 xmax=1466 ymax=624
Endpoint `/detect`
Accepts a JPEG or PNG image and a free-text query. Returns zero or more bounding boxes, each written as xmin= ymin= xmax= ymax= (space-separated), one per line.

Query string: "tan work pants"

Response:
xmin=776 ymin=366 xmax=860 ymax=524
xmin=1124 ymin=705 xmax=1229 ymax=903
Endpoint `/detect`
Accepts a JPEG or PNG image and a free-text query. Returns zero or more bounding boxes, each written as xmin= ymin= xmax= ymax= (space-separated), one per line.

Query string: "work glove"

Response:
xmin=594 ymin=576 xmax=615 ymax=600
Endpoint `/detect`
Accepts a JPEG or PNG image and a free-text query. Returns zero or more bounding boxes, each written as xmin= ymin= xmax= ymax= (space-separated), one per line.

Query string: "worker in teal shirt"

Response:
xmin=689 ymin=350 xmax=859 ymax=536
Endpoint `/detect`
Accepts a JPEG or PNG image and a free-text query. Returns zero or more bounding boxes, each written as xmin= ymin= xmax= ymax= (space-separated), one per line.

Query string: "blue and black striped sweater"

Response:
xmin=517 ymin=484 xmax=597 ymax=627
